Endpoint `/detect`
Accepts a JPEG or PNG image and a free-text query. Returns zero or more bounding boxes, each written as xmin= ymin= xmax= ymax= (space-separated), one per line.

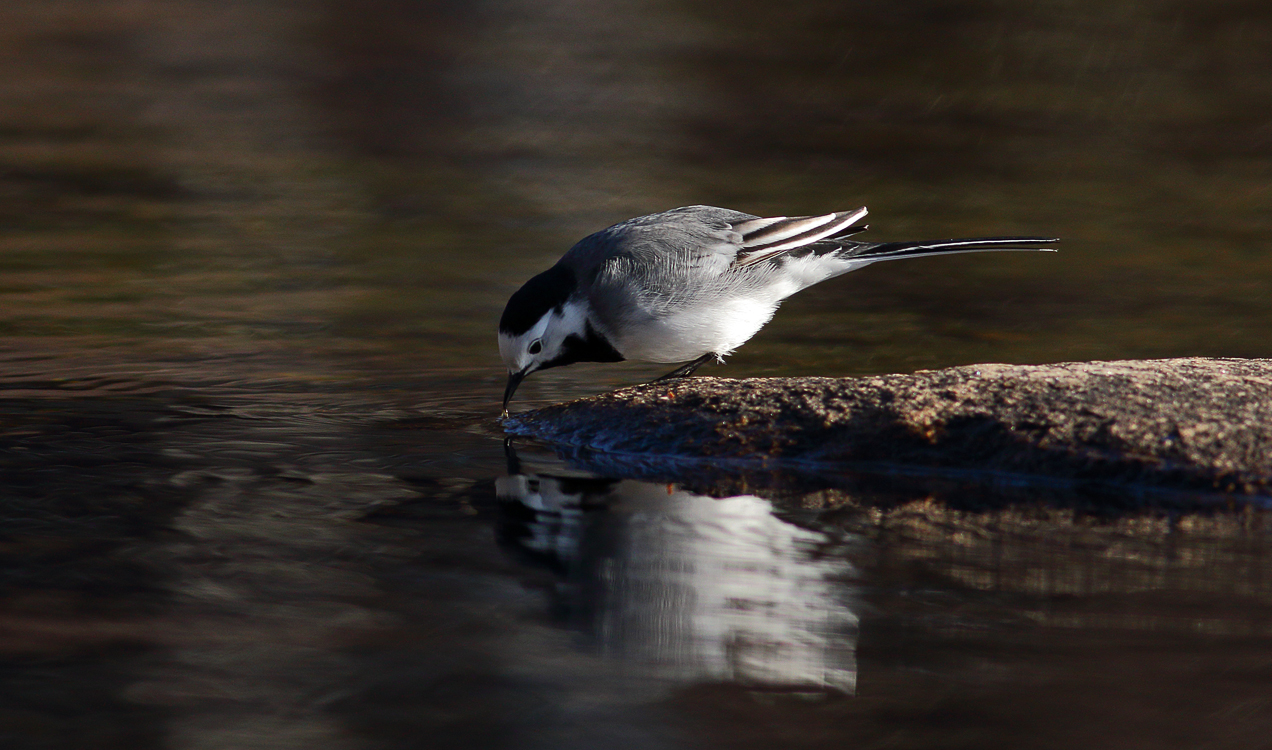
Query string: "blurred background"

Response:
xmin=4 ymin=0 xmax=1271 ymax=399
xmin=3 ymin=1 xmax=1272 ymax=748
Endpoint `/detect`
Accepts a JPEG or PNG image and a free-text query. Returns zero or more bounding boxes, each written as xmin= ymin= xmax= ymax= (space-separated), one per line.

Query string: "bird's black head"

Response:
xmin=497 ymin=264 xmax=622 ymax=413
xmin=499 ymin=264 xmax=576 ymax=336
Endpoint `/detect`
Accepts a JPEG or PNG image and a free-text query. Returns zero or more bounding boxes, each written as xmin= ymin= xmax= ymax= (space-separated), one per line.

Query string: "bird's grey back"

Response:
xmin=560 ymin=206 xmax=763 ymax=328
xmin=560 ymin=206 xmax=758 ymax=271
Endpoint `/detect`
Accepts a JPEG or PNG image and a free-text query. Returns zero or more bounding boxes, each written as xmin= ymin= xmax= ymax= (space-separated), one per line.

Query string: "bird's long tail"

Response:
xmin=835 ymin=236 xmax=1058 ymax=262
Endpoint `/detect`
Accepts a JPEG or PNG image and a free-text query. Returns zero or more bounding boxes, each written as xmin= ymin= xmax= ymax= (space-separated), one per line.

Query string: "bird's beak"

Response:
xmin=502 ymin=369 xmax=527 ymax=416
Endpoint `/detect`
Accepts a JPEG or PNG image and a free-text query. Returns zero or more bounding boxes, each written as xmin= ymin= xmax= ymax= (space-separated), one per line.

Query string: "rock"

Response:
xmin=503 ymin=358 xmax=1272 ymax=494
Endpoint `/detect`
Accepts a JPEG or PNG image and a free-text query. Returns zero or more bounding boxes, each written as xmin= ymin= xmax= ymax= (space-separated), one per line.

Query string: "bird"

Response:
xmin=498 ymin=205 xmax=1056 ymax=413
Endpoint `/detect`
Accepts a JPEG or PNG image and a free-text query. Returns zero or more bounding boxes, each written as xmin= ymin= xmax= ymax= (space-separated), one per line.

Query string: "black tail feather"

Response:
xmin=839 ymin=236 xmax=1058 ymax=261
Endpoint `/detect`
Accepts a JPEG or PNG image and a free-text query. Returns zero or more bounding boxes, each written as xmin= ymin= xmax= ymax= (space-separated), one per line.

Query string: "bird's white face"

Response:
xmin=498 ymin=302 xmax=592 ymax=411
xmin=498 ymin=309 xmax=559 ymax=377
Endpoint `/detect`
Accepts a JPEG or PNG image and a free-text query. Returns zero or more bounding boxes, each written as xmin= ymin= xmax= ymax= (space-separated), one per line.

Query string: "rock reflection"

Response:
xmin=496 ymin=469 xmax=860 ymax=692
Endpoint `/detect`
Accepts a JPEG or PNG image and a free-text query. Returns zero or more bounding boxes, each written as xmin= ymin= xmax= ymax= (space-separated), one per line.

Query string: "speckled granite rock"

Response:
xmin=503 ymin=358 xmax=1272 ymax=494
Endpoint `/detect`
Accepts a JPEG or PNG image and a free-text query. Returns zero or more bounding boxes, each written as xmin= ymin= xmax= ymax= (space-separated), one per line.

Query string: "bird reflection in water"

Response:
xmin=496 ymin=450 xmax=860 ymax=693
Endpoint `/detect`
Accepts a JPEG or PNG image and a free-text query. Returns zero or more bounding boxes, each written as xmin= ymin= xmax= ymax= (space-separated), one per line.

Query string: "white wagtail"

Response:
xmin=499 ymin=205 xmax=1056 ymax=412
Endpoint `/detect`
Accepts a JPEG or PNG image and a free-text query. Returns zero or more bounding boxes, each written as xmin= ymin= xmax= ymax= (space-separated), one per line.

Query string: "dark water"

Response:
xmin=4 ymin=0 xmax=1272 ymax=747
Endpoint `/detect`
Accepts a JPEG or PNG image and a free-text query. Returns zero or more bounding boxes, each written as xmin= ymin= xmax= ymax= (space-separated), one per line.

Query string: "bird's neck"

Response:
xmin=559 ymin=319 xmax=624 ymax=365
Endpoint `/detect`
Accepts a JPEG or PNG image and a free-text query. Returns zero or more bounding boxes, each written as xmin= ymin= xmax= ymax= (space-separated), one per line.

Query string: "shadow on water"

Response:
xmin=335 ymin=434 xmax=1272 ymax=749
xmin=495 ymin=455 xmax=861 ymax=693
xmin=471 ymin=440 xmax=1272 ymax=748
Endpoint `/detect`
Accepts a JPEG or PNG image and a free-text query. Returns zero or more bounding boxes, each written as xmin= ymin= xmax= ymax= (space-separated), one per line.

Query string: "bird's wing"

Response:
xmin=575 ymin=205 xmax=871 ymax=324
xmin=729 ymin=207 xmax=868 ymax=268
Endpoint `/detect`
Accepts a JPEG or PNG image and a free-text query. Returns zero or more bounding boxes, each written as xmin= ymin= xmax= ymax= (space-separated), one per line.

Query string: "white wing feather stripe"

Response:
xmin=745 ymin=212 xmax=866 ymax=253
xmin=731 ymin=209 xmax=868 ymax=268
xmin=738 ymin=212 xmax=837 ymax=247
xmin=730 ymin=216 xmax=788 ymax=236
xmin=736 ymin=207 xmax=868 ymax=248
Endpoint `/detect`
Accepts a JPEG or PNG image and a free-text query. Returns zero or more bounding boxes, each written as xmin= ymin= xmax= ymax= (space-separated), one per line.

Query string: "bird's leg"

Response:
xmin=652 ymin=352 xmax=716 ymax=382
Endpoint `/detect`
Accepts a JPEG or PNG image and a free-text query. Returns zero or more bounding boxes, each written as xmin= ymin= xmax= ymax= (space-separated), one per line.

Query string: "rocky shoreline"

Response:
xmin=504 ymin=358 xmax=1272 ymax=495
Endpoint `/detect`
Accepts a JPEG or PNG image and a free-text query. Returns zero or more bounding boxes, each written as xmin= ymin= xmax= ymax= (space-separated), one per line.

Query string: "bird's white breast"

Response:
xmin=601 ymin=253 xmax=876 ymax=364
xmin=614 ymin=296 xmax=778 ymax=363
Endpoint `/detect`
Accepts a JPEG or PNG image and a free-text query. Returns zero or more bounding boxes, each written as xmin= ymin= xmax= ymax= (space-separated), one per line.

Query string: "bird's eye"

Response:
xmin=528 ymin=339 xmax=542 ymax=355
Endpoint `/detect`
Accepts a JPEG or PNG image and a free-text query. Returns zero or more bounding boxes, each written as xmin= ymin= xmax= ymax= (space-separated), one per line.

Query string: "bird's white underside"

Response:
xmin=613 ymin=255 xmax=877 ymax=363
